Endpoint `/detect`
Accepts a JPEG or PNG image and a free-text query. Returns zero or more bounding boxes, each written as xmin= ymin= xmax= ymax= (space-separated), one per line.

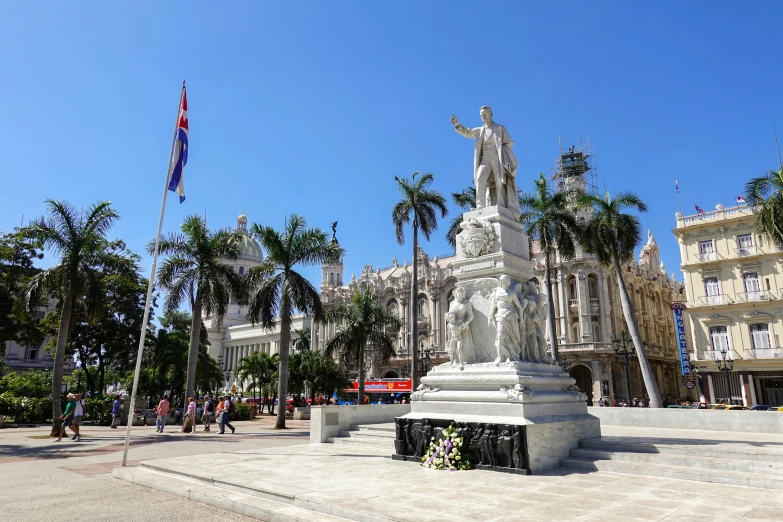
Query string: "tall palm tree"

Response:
xmin=149 ymin=215 xmax=244 ymax=400
xmin=578 ymin=191 xmax=663 ymax=408
xmin=519 ymin=174 xmax=582 ymax=362
xmin=22 ymin=200 xmax=119 ymax=434
xmin=745 ymin=165 xmax=783 ymax=247
xmin=445 ymin=186 xmax=476 ymax=249
xmin=391 ymin=172 xmax=448 ymax=391
xmin=245 ymin=215 xmax=341 ymax=429
xmin=293 ymin=328 xmax=311 ymax=352
xmin=325 ymin=290 xmax=401 ymax=405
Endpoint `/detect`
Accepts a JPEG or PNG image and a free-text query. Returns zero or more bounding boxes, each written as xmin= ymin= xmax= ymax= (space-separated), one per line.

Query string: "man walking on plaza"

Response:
xmin=110 ymin=395 xmax=121 ymax=428
xmin=54 ymin=393 xmax=77 ymax=442
xmin=71 ymin=393 xmax=85 ymax=441
xmin=156 ymin=395 xmax=170 ymax=433
xmin=219 ymin=396 xmax=235 ymax=434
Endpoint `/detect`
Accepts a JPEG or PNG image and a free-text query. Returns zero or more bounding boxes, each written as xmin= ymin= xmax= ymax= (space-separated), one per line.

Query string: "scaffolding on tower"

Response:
xmin=551 ymin=133 xmax=598 ymax=195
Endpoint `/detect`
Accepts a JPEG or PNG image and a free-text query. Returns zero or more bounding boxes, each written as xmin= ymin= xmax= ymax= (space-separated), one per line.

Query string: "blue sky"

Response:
xmin=2 ymin=2 xmax=782 ymax=297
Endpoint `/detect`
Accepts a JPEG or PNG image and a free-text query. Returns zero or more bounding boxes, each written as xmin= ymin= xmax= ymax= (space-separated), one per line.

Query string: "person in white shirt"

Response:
xmin=71 ymin=393 xmax=86 ymax=441
xmin=219 ymin=397 xmax=235 ymax=434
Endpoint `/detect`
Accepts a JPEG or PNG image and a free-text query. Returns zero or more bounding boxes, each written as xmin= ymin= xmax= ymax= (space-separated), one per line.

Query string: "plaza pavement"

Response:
xmin=4 ymin=418 xmax=783 ymax=521
xmin=0 ymin=417 xmax=310 ymax=522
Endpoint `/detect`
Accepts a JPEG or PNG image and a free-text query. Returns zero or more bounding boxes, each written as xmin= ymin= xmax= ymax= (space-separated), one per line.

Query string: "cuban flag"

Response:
xmin=695 ymin=205 xmax=705 ymax=215
xmin=167 ymin=85 xmax=188 ymax=203
xmin=736 ymin=196 xmax=747 ymax=205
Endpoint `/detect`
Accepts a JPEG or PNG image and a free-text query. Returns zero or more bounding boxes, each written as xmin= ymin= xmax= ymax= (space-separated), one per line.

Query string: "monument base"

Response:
xmin=392 ymin=361 xmax=601 ymax=473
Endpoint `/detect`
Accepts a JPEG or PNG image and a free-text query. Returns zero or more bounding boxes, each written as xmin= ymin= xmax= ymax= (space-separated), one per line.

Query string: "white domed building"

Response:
xmin=204 ymin=213 xmax=311 ymax=390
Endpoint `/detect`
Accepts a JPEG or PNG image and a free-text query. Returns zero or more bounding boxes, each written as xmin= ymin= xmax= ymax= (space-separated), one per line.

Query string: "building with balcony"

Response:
xmin=3 ymin=300 xmax=74 ymax=374
xmin=674 ymin=203 xmax=783 ymax=406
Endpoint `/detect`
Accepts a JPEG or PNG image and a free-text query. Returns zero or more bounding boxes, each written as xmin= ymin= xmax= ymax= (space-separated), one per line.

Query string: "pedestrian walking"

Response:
xmin=180 ymin=396 xmax=196 ymax=433
xmin=156 ymin=395 xmax=170 ymax=433
xmin=598 ymin=397 xmax=605 ymax=407
xmin=219 ymin=396 xmax=235 ymax=434
xmin=54 ymin=394 xmax=77 ymax=442
xmin=110 ymin=395 xmax=121 ymax=428
xmin=203 ymin=396 xmax=214 ymax=432
xmin=71 ymin=393 xmax=85 ymax=441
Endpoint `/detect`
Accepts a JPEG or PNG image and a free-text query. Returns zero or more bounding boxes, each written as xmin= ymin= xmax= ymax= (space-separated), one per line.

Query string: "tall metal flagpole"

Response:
xmin=675 ymin=179 xmax=683 ymax=215
xmin=122 ymin=81 xmax=185 ymax=466
xmin=775 ymin=126 xmax=783 ymax=171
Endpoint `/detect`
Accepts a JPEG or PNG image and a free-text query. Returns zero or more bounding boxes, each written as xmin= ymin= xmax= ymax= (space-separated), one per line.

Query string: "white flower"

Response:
xmin=456 ymin=456 xmax=461 ymax=460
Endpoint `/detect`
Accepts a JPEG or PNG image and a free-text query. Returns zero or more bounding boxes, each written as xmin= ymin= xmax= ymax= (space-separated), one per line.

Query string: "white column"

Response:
xmin=600 ymin=272 xmax=612 ymax=342
xmin=748 ymin=374 xmax=758 ymax=405
xmin=577 ymin=271 xmax=590 ymax=341
xmin=707 ymin=374 xmax=716 ymax=404
xmin=557 ymin=272 xmax=569 ymax=343
xmin=740 ymin=374 xmax=748 ymax=406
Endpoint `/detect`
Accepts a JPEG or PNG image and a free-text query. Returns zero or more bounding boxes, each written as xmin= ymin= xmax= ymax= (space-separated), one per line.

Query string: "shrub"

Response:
xmin=0 ymin=392 xmax=51 ymax=423
xmin=84 ymin=396 xmax=114 ymax=426
xmin=233 ymin=402 xmax=253 ymax=421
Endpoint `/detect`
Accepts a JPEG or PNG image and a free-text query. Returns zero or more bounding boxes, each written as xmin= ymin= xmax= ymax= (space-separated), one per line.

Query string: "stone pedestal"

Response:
xmin=392 ymin=205 xmax=600 ymax=473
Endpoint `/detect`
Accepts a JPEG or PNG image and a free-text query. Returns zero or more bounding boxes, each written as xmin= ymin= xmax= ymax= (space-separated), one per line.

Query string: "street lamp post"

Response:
xmin=611 ymin=331 xmax=636 ymax=404
xmin=714 ymin=348 xmax=734 ymax=404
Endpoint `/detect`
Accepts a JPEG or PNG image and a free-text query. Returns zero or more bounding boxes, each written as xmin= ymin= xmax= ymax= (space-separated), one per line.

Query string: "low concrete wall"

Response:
xmin=310 ymin=404 xmax=410 ymax=443
xmin=588 ymin=406 xmax=783 ymax=434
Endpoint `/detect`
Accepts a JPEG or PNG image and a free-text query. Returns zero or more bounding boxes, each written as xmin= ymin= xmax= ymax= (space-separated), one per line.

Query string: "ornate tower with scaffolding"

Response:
xmin=551 ymin=134 xmax=598 ymax=196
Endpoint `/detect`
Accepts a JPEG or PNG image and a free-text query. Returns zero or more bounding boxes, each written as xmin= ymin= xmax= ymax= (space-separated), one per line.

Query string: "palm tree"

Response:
xmin=445 ymin=186 xmax=476 ymax=249
xmin=518 ymin=174 xmax=582 ymax=362
xmin=149 ymin=215 xmax=244 ymax=400
xmin=235 ymin=351 xmax=266 ymax=406
xmin=293 ymin=328 xmax=311 ymax=352
xmin=578 ymin=191 xmax=663 ymax=408
xmin=745 ymin=165 xmax=783 ymax=247
xmin=22 ymin=200 xmax=119 ymax=434
xmin=391 ymin=172 xmax=448 ymax=391
xmin=245 ymin=215 xmax=341 ymax=429
xmin=325 ymin=290 xmax=402 ymax=404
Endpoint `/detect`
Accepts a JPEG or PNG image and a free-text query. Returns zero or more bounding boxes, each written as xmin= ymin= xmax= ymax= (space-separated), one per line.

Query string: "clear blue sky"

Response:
xmin=2 ymin=2 xmax=782 ymax=293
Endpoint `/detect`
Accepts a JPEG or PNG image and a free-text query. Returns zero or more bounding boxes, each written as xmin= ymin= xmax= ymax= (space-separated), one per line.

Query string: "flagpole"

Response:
xmin=675 ymin=179 xmax=683 ymax=215
xmin=775 ymin=126 xmax=783 ymax=171
xmin=122 ymin=81 xmax=185 ymax=467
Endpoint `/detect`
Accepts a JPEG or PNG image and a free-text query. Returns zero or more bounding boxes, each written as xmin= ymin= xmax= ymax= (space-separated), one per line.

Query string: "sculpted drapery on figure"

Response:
xmin=488 ymin=275 xmax=525 ymax=363
xmin=445 ymin=287 xmax=475 ymax=366
xmin=450 ymin=106 xmax=520 ymax=214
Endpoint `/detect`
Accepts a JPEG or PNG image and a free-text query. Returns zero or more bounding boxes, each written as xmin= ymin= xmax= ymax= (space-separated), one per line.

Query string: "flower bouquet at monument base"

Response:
xmin=421 ymin=424 xmax=473 ymax=470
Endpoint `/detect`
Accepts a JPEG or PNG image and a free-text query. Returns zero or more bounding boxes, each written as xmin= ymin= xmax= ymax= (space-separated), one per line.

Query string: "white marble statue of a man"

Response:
xmin=450 ymin=106 xmax=520 ymax=214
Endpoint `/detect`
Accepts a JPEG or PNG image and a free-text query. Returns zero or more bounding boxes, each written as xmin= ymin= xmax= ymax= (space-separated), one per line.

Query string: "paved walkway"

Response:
xmin=118 ymin=424 xmax=783 ymax=522
xmin=0 ymin=418 xmax=310 ymax=522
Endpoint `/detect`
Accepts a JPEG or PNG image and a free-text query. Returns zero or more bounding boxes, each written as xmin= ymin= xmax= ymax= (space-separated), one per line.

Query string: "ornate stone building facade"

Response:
xmin=315 ymin=246 xmax=458 ymax=381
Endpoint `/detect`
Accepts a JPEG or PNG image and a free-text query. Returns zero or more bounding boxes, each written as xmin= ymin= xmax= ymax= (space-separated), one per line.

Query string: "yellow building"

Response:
xmin=674 ymin=203 xmax=783 ymax=406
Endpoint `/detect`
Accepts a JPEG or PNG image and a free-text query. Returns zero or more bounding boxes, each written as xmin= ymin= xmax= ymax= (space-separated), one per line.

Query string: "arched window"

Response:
xmin=591 ymin=321 xmax=601 ymax=342
xmin=239 ymin=266 xmax=244 ymax=275
xmin=418 ymin=295 xmax=429 ymax=316
xmin=329 ymin=273 xmax=335 ymax=285
xmin=386 ymin=298 xmax=398 ymax=317
xmin=571 ymin=322 xmax=580 ymax=342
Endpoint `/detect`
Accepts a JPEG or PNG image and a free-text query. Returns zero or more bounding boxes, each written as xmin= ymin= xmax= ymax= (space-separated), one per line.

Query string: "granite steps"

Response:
xmin=561 ymin=438 xmax=783 ymax=490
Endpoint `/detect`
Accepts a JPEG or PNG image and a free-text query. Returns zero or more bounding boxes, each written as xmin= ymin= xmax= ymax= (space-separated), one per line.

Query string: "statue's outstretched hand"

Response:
xmin=450 ymin=114 xmax=459 ymax=126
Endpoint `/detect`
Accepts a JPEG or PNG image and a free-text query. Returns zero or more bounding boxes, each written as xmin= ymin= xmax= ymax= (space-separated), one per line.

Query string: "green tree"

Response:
xmin=245 ymin=215 xmax=341 ymax=428
xmin=445 ymin=186 xmax=476 ymax=249
xmin=0 ymin=370 xmax=50 ymax=398
xmin=0 ymin=229 xmax=45 ymax=353
xmin=293 ymin=328 xmax=311 ymax=352
xmin=149 ymin=215 xmax=244 ymax=400
xmin=325 ymin=290 xmax=402 ymax=405
xmin=305 ymin=351 xmax=349 ymax=402
xmin=391 ymin=172 xmax=447 ymax=390
xmin=578 ymin=191 xmax=662 ymax=408
xmin=235 ymin=351 xmax=266 ymax=403
xmin=745 ymin=165 xmax=783 ymax=247
xmin=519 ymin=173 xmax=582 ymax=362
xmin=22 ymin=200 xmax=120 ymax=434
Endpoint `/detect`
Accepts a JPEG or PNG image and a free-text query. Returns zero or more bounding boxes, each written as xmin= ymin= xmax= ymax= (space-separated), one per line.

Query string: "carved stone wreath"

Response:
xmin=500 ymin=384 xmax=534 ymax=403
xmin=459 ymin=218 xmax=495 ymax=258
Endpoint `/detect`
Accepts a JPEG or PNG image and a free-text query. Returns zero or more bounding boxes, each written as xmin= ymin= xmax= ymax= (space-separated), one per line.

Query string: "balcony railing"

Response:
xmin=696 ymin=252 xmax=721 ymax=263
xmin=736 ymin=290 xmax=773 ymax=303
xmin=744 ymin=348 xmax=783 ymax=359
xmin=735 ymin=246 xmax=762 ymax=257
xmin=694 ymin=295 xmax=734 ymax=306
xmin=558 ymin=342 xmax=613 ymax=353
xmin=589 ymin=298 xmax=600 ymax=313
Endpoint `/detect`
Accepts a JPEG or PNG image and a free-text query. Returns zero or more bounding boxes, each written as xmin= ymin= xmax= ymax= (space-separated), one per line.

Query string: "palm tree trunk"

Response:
xmin=411 ymin=224 xmax=419 ymax=392
xmin=613 ymin=257 xmax=663 ymax=408
xmin=544 ymin=253 xmax=558 ymax=363
xmin=50 ymin=292 xmax=74 ymax=436
xmin=275 ymin=291 xmax=291 ymax=429
xmin=185 ymin=296 xmax=202 ymax=399
xmin=358 ymin=342 xmax=365 ymax=405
